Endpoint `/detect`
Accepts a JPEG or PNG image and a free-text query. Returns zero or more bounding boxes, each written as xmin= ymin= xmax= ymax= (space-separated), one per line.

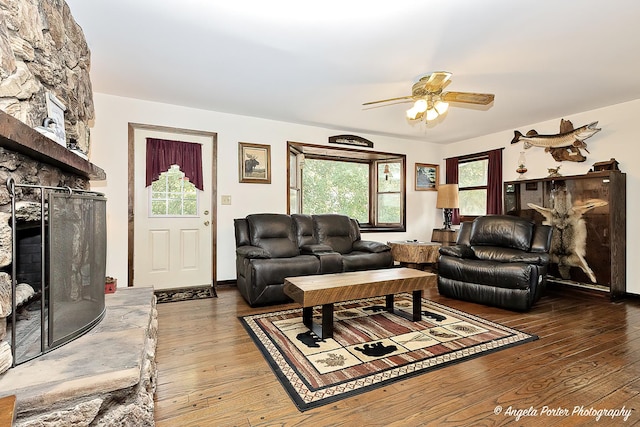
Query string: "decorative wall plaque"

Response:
xmin=328 ymin=134 xmax=373 ymax=148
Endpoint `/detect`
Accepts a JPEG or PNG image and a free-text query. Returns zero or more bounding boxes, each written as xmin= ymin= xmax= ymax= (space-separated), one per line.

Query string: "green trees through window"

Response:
xmin=288 ymin=142 xmax=406 ymax=231
xmin=458 ymin=158 xmax=488 ymax=216
xmin=301 ymin=159 xmax=369 ymax=223
xmin=150 ymin=164 xmax=198 ymax=216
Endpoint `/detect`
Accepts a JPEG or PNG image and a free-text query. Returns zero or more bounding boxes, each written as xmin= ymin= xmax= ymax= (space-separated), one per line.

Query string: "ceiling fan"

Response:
xmin=363 ymin=71 xmax=495 ymax=122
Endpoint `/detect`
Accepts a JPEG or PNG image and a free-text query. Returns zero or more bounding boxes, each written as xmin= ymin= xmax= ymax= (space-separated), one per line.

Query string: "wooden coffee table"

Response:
xmin=283 ymin=267 xmax=436 ymax=339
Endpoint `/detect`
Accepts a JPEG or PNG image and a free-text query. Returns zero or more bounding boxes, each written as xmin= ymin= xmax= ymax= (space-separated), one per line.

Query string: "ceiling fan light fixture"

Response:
xmin=406 ymin=105 xmax=425 ymax=120
xmin=434 ymin=100 xmax=449 ymax=115
xmin=426 ymin=108 xmax=439 ymax=121
xmin=414 ymin=99 xmax=428 ymax=113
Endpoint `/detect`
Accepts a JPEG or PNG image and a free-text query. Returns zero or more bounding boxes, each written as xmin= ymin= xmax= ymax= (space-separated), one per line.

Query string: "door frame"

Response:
xmin=127 ymin=122 xmax=217 ymax=288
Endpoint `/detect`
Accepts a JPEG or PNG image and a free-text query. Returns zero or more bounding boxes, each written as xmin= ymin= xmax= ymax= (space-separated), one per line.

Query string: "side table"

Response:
xmin=431 ymin=229 xmax=459 ymax=246
xmin=387 ymin=241 xmax=442 ymax=271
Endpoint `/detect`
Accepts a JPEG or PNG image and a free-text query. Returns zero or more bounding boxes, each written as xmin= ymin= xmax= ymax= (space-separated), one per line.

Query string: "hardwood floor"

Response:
xmin=153 ymin=284 xmax=640 ymax=426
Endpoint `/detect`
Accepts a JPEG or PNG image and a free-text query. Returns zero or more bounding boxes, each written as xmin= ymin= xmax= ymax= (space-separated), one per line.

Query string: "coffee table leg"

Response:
xmin=303 ymin=307 xmax=313 ymax=330
xmin=385 ymin=294 xmax=394 ymax=313
xmin=321 ymin=304 xmax=334 ymax=339
xmin=412 ymin=290 xmax=422 ymax=321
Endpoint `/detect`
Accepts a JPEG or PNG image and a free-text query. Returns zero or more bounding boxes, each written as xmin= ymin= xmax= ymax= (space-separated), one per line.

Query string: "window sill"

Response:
xmin=360 ymin=225 xmax=406 ymax=233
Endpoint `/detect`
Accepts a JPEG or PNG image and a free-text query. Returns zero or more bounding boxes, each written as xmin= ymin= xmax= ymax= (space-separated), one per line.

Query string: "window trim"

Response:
xmin=287 ymin=141 xmax=406 ymax=232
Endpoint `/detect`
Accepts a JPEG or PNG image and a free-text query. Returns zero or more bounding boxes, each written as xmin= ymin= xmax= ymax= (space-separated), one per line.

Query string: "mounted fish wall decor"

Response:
xmin=511 ymin=119 xmax=601 ymax=162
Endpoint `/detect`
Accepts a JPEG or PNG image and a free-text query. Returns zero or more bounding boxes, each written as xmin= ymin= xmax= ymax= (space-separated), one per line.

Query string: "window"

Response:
xmin=288 ymin=142 xmax=405 ymax=231
xmin=458 ymin=156 xmax=489 ymax=218
xmin=149 ymin=164 xmax=198 ymax=216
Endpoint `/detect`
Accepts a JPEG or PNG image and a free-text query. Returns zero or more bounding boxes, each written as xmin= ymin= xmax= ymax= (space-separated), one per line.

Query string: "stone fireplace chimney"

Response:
xmin=0 ymin=0 xmax=94 ymax=155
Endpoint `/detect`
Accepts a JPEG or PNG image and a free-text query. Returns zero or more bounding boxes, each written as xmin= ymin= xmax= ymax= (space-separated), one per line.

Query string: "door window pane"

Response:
xmin=150 ymin=164 xmax=198 ymax=216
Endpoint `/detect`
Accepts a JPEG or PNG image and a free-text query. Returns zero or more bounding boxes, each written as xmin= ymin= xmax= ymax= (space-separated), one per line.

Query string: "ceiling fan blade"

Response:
xmin=423 ymin=71 xmax=452 ymax=91
xmin=441 ymin=91 xmax=495 ymax=105
xmin=362 ymin=95 xmax=413 ymax=106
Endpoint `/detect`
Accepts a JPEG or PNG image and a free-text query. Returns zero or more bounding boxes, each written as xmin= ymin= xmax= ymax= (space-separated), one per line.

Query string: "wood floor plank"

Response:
xmin=154 ymin=284 xmax=640 ymax=426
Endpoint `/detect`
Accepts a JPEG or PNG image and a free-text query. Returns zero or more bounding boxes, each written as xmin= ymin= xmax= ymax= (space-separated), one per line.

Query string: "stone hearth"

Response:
xmin=0 ymin=287 xmax=157 ymax=426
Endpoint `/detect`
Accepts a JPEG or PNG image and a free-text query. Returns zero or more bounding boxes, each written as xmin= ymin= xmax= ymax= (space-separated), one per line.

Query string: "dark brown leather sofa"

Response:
xmin=437 ymin=215 xmax=552 ymax=311
xmin=234 ymin=213 xmax=393 ymax=306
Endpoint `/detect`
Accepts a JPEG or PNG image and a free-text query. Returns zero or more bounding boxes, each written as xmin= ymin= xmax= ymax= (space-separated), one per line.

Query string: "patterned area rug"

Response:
xmin=240 ymin=293 xmax=537 ymax=411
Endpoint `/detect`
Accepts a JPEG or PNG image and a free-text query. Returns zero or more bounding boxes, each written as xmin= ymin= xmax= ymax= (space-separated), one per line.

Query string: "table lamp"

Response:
xmin=436 ymin=184 xmax=459 ymax=230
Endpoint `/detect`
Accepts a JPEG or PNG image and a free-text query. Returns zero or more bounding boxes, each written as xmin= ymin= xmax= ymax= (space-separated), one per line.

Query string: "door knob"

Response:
xmin=204 ymin=221 xmax=210 ymax=226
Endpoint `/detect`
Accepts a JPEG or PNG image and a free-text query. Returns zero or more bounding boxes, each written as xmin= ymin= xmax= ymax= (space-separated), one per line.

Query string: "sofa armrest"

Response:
xmin=352 ymin=240 xmax=390 ymax=253
xmin=511 ymin=252 xmax=550 ymax=265
xmin=300 ymin=244 xmax=334 ymax=254
xmin=236 ymin=245 xmax=271 ymax=259
xmin=472 ymin=246 xmax=550 ymax=265
xmin=439 ymin=245 xmax=476 ymax=259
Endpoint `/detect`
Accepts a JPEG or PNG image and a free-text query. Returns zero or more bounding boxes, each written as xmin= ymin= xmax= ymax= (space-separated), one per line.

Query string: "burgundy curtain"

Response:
xmin=445 ymin=157 xmax=460 ymax=225
xmin=146 ymin=138 xmax=204 ymax=190
xmin=486 ymin=148 xmax=503 ymax=214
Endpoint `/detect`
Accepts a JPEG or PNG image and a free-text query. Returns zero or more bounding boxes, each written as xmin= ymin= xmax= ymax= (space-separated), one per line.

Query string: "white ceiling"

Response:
xmin=65 ymin=0 xmax=640 ymax=144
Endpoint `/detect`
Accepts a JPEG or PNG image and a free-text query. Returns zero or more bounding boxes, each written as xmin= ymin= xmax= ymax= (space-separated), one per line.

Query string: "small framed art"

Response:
xmin=415 ymin=163 xmax=439 ymax=191
xmin=45 ymin=91 xmax=67 ymax=147
xmin=239 ymin=142 xmax=271 ymax=184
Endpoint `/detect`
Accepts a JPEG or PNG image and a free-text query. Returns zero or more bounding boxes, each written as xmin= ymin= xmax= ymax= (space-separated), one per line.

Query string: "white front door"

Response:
xmin=133 ymin=126 xmax=214 ymax=290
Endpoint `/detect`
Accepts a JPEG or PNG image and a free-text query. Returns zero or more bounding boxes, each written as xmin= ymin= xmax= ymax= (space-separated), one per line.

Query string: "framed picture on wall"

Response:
xmin=239 ymin=142 xmax=271 ymax=184
xmin=45 ymin=91 xmax=67 ymax=147
xmin=415 ymin=163 xmax=439 ymax=191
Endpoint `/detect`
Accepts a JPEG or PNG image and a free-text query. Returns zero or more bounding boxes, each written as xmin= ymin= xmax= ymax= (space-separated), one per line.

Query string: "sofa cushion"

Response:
xmin=292 ymin=214 xmax=315 ymax=247
xmin=313 ymin=214 xmax=354 ymax=254
xmin=342 ymin=251 xmax=393 ymax=272
xmin=247 ymin=213 xmax=299 ymax=258
xmin=470 ymin=215 xmax=533 ymax=252
xmin=234 ymin=218 xmax=251 ymax=246
xmin=352 ymin=240 xmax=390 ymax=253
xmin=349 ymin=218 xmax=362 ymax=242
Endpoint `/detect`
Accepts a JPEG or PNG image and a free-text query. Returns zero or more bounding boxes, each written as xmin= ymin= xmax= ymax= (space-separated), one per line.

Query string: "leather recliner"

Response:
xmin=437 ymin=215 xmax=552 ymax=311
xmin=234 ymin=213 xmax=393 ymax=306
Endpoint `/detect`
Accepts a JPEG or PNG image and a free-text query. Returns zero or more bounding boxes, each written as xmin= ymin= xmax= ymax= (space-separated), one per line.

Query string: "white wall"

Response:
xmin=442 ymin=99 xmax=640 ymax=295
xmin=89 ymin=93 xmax=639 ymax=295
xmin=88 ymin=93 xmax=444 ymax=284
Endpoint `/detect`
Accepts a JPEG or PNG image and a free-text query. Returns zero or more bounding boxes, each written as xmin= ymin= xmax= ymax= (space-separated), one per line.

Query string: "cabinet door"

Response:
xmin=505 ymin=175 xmax=614 ymax=288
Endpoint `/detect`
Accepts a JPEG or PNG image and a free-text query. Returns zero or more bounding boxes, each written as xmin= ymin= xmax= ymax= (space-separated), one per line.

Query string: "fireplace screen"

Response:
xmin=7 ymin=180 xmax=107 ymax=365
xmin=48 ymin=193 xmax=107 ymax=347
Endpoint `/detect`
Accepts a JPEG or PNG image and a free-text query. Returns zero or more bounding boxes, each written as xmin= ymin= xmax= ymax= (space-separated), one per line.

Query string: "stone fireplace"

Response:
xmin=0 ymin=1 xmax=158 ymax=425
xmin=1 ymin=0 xmax=102 ymax=371
xmin=0 ymin=109 xmax=106 ymax=369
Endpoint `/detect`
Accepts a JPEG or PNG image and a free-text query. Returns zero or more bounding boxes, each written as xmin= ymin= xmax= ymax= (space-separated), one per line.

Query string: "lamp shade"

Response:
xmin=436 ymin=184 xmax=459 ymax=209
